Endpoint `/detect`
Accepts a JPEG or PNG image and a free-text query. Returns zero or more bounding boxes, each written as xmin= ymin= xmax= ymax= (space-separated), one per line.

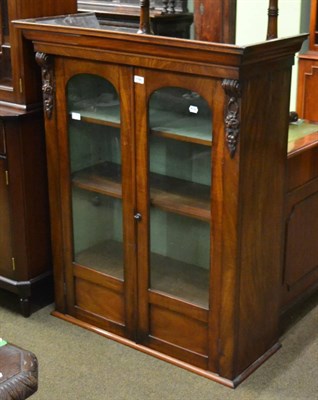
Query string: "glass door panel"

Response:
xmin=67 ymin=73 xmax=123 ymax=280
xmin=0 ymin=0 xmax=12 ymax=86
xmin=148 ymin=87 xmax=212 ymax=308
xmin=150 ymin=208 xmax=210 ymax=308
xmin=149 ymin=87 xmax=212 ymax=145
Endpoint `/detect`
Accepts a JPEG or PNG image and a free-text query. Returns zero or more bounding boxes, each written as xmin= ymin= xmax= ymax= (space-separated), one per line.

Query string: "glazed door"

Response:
xmin=57 ymin=59 xmax=136 ymax=338
xmin=134 ymin=69 xmax=216 ymax=370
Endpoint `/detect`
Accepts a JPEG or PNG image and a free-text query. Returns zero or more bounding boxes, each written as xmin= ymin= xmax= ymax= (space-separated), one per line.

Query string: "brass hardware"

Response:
xmin=5 ymin=170 xmax=9 ymax=185
xmin=19 ymin=78 xmax=23 ymax=94
xmin=12 ymin=257 xmax=16 ymax=271
xmin=134 ymin=213 xmax=142 ymax=222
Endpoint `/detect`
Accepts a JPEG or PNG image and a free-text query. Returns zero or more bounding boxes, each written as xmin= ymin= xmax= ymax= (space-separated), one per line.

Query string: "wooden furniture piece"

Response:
xmin=14 ymin=13 xmax=305 ymax=387
xmin=0 ymin=107 xmax=51 ymax=317
xmin=0 ymin=340 xmax=38 ymax=399
xmin=0 ymin=0 xmax=78 ymax=316
xmin=297 ymin=0 xmax=318 ymax=121
xmin=262 ymin=0 xmax=318 ymax=309
xmin=194 ymin=0 xmax=236 ymax=43
xmin=77 ymin=0 xmax=193 ymax=38
xmin=283 ymin=122 xmax=318 ymax=310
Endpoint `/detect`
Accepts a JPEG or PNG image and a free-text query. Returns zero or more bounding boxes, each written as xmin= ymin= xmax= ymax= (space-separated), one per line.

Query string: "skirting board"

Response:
xmin=52 ymin=311 xmax=281 ymax=388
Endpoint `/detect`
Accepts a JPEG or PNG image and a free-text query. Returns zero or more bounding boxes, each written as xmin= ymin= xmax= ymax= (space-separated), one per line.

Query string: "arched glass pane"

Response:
xmin=67 ymin=74 xmax=123 ymax=279
xmin=148 ymin=87 xmax=212 ymax=308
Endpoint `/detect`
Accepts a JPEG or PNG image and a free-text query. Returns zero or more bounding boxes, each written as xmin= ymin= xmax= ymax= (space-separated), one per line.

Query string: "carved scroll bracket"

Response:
xmin=222 ymin=79 xmax=242 ymax=158
xmin=35 ymin=52 xmax=54 ymax=119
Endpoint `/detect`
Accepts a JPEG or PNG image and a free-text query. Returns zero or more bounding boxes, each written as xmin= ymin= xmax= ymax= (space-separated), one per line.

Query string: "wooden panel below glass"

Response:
xmin=75 ymin=276 xmax=125 ymax=324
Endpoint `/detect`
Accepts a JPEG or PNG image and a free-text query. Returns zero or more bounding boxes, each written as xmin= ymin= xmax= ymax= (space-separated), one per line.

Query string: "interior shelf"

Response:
xmin=150 ymin=252 xmax=210 ymax=308
xmin=72 ymin=161 xmax=210 ymax=220
xmin=75 ymin=240 xmax=124 ymax=280
xmin=150 ymin=173 xmax=210 ymax=221
xmin=69 ymin=104 xmax=120 ymax=128
xmin=150 ymin=110 xmax=212 ymax=146
xmin=72 ymin=161 xmax=122 ymax=198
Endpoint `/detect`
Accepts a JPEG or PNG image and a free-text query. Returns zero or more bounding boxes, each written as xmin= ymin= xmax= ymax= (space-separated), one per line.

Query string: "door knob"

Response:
xmin=134 ymin=213 xmax=142 ymax=221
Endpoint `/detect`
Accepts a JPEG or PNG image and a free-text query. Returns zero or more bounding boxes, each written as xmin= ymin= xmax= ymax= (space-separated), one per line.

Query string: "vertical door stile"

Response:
xmin=57 ymin=58 xmax=76 ymax=314
xmin=120 ymin=65 xmax=138 ymax=339
xmin=134 ymin=67 xmax=151 ymax=343
xmin=208 ymin=79 xmax=227 ymax=373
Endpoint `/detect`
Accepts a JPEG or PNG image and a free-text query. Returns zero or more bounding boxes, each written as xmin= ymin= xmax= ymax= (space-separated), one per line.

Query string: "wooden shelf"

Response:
xmin=69 ymin=104 xmax=120 ymax=128
xmin=72 ymin=161 xmax=210 ymax=220
xmin=150 ymin=252 xmax=209 ymax=309
xmin=150 ymin=173 xmax=210 ymax=221
xmin=72 ymin=162 xmax=122 ymax=198
xmin=150 ymin=110 xmax=212 ymax=146
xmin=75 ymin=240 xmax=124 ymax=280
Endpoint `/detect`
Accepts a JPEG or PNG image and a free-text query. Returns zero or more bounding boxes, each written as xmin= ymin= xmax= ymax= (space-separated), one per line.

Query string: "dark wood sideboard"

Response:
xmin=0 ymin=0 xmax=77 ymax=316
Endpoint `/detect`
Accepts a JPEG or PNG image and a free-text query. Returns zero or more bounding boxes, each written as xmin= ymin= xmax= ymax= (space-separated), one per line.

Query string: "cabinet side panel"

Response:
xmin=4 ymin=118 xmax=28 ymax=278
xmin=43 ymin=57 xmax=66 ymax=312
xmin=19 ymin=114 xmax=51 ymax=278
xmin=0 ymin=158 xmax=13 ymax=276
xmin=236 ymin=68 xmax=292 ymax=374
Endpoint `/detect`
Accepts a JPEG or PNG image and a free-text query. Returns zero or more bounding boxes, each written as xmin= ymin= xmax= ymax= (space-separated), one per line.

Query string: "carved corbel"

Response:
xmin=222 ymin=79 xmax=242 ymax=158
xmin=35 ymin=52 xmax=54 ymax=119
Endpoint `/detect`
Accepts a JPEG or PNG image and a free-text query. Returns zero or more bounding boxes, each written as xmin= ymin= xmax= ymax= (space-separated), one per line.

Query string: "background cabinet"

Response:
xmin=0 ymin=0 xmax=77 ymax=315
xmin=77 ymin=0 xmax=193 ymax=38
xmin=283 ymin=124 xmax=318 ymax=310
xmin=0 ymin=109 xmax=51 ymax=317
xmin=297 ymin=0 xmax=318 ymax=121
xmin=193 ymin=0 xmax=236 ymax=43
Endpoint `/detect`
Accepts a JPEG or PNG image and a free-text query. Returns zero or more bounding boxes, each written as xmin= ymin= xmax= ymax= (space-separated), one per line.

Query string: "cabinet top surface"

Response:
xmin=13 ymin=13 xmax=307 ymax=78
